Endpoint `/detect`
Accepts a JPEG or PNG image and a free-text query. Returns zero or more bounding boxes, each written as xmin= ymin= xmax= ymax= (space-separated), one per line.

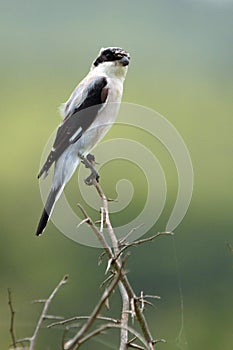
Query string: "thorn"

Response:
xmin=105 ymin=259 xmax=112 ymax=274
xmin=77 ymin=218 xmax=89 ymax=229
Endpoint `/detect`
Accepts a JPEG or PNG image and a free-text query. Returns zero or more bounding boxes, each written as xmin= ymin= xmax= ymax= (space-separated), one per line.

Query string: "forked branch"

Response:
xmin=75 ymin=179 xmax=156 ymax=350
xmin=63 ymin=260 xmax=125 ymax=349
xmin=15 ymin=275 xmax=68 ymax=350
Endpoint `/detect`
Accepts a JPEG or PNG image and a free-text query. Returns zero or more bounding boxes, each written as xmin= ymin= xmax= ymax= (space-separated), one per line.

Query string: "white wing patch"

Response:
xmin=69 ymin=127 xmax=82 ymax=142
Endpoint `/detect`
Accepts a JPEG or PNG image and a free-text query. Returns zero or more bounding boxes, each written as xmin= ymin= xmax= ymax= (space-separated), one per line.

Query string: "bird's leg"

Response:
xmin=79 ymin=153 xmax=100 ymax=186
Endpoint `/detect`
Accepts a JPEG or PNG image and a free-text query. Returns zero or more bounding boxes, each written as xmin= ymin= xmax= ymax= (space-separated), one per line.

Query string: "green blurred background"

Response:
xmin=1 ymin=0 xmax=233 ymax=349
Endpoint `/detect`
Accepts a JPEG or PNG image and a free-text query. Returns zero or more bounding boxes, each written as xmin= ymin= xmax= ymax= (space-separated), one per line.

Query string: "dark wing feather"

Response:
xmin=38 ymin=76 xmax=108 ymax=179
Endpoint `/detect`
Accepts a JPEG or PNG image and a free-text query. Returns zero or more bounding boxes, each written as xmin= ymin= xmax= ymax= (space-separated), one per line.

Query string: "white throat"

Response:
xmin=92 ymin=61 xmax=128 ymax=81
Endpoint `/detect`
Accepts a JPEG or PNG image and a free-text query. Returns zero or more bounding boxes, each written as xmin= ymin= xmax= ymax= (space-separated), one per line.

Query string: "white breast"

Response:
xmin=77 ymin=76 xmax=123 ymax=155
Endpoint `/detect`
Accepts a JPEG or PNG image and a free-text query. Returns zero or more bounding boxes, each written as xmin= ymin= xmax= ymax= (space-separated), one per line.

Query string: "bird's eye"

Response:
xmin=105 ymin=52 xmax=112 ymax=59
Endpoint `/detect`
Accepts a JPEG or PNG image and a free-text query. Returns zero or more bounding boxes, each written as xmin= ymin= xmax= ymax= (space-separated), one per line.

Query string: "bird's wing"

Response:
xmin=38 ymin=76 xmax=108 ymax=179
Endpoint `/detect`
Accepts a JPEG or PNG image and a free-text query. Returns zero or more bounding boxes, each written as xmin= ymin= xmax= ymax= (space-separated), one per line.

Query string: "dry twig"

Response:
xmin=11 ymin=161 xmax=173 ymax=349
xmin=16 ymin=275 xmax=68 ymax=350
xmin=119 ymin=232 xmax=174 ymax=254
xmin=63 ymin=260 xmax=125 ymax=349
xmin=8 ymin=288 xmax=17 ymax=348
xmin=72 ymin=323 xmax=150 ymax=349
xmin=48 ymin=315 xmax=120 ymax=329
xmin=87 ymin=180 xmax=156 ymax=350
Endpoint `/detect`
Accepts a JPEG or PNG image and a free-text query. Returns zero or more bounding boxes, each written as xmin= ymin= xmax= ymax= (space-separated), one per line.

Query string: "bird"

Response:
xmin=36 ymin=47 xmax=130 ymax=236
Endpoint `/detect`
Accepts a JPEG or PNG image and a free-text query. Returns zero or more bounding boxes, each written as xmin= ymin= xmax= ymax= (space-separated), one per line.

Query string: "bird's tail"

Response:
xmin=36 ymin=186 xmax=63 ymax=236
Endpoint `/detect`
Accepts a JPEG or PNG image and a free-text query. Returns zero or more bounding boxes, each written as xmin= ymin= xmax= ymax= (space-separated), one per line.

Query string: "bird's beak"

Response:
xmin=120 ymin=56 xmax=130 ymax=66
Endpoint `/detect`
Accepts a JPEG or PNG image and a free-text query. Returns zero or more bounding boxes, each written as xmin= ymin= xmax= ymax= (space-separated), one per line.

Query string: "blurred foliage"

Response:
xmin=1 ymin=0 xmax=233 ymax=349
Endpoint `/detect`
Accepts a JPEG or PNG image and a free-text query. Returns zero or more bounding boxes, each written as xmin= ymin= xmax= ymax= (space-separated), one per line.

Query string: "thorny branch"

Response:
xmin=48 ymin=316 xmax=120 ymax=328
xmin=8 ymin=288 xmax=17 ymax=349
xmin=72 ymin=179 xmax=167 ymax=350
xmin=94 ymin=180 xmax=160 ymax=350
xmin=118 ymin=231 xmax=174 ymax=256
xmin=15 ymin=275 xmax=68 ymax=350
xmin=96 ymin=180 xmax=130 ymax=349
xmin=9 ymin=162 xmax=173 ymax=349
xmin=63 ymin=260 xmax=126 ymax=350
xmin=120 ymin=231 xmax=174 ymax=248
xmin=66 ymin=323 xmax=150 ymax=350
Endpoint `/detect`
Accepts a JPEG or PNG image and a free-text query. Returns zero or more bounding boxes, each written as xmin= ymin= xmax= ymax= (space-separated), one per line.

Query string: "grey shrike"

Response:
xmin=36 ymin=47 xmax=130 ymax=236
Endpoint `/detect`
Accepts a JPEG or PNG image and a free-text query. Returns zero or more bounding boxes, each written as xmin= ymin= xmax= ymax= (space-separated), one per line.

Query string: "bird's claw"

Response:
xmin=84 ymin=171 xmax=100 ymax=186
xmin=79 ymin=153 xmax=100 ymax=186
xmin=86 ymin=153 xmax=96 ymax=165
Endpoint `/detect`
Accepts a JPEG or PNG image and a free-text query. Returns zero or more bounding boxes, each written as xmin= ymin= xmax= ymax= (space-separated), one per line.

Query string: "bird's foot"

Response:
xmin=85 ymin=171 xmax=100 ymax=186
xmin=79 ymin=153 xmax=100 ymax=186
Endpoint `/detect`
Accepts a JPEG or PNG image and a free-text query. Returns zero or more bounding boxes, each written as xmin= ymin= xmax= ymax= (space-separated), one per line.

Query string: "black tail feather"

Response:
xmin=36 ymin=189 xmax=58 ymax=236
xmin=36 ymin=209 xmax=49 ymax=236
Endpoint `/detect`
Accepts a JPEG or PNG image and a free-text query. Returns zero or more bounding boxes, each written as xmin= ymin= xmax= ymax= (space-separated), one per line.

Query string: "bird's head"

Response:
xmin=92 ymin=47 xmax=130 ymax=79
